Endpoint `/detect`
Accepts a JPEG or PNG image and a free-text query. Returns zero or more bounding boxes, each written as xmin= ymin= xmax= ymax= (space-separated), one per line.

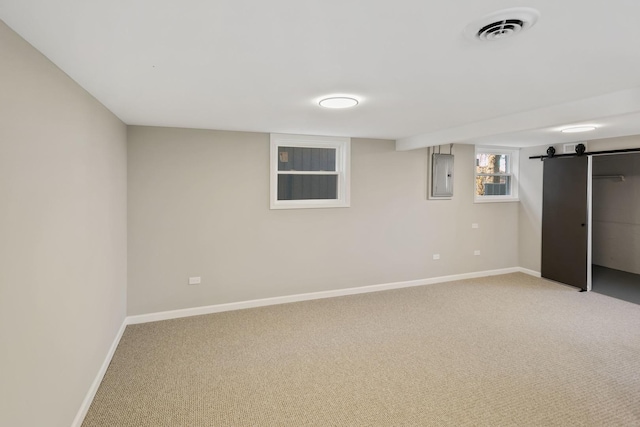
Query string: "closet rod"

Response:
xmin=593 ymin=175 xmax=625 ymax=181
xmin=529 ymin=147 xmax=640 ymax=160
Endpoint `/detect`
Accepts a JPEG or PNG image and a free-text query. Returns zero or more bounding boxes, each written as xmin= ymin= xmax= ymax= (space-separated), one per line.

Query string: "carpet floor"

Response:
xmin=82 ymin=273 xmax=640 ymax=426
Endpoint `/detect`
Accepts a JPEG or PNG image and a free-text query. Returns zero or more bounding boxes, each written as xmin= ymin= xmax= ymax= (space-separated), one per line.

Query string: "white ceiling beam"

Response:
xmin=396 ymin=87 xmax=640 ymax=151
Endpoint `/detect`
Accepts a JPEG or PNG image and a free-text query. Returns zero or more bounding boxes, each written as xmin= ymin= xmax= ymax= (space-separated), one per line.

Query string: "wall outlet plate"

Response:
xmin=188 ymin=277 xmax=201 ymax=285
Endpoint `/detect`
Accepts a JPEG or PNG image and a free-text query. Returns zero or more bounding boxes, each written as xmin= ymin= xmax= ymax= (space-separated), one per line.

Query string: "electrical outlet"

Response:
xmin=474 ymin=250 xmax=481 ymax=256
xmin=471 ymin=223 xmax=479 ymax=229
xmin=188 ymin=277 xmax=201 ymax=285
xmin=433 ymin=254 xmax=440 ymax=260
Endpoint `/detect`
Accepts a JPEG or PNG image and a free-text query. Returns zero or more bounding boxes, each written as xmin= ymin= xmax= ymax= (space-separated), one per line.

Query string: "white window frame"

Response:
xmin=270 ymin=133 xmax=350 ymax=209
xmin=474 ymin=146 xmax=519 ymax=203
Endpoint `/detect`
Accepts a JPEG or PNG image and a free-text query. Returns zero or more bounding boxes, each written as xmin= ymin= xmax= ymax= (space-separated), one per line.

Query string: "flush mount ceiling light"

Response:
xmin=560 ymin=125 xmax=597 ymax=133
xmin=464 ymin=7 xmax=540 ymax=42
xmin=318 ymin=96 xmax=359 ymax=109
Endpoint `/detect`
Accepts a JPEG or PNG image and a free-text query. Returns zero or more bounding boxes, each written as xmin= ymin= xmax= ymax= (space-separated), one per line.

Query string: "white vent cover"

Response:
xmin=563 ymin=142 xmax=587 ymax=154
xmin=464 ymin=8 xmax=540 ymax=42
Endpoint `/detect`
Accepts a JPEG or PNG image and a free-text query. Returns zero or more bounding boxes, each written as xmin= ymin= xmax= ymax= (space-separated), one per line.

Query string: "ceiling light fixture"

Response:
xmin=560 ymin=125 xmax=597 ymax=133
xmin=319 ymin=96 xmax=359 ymax=109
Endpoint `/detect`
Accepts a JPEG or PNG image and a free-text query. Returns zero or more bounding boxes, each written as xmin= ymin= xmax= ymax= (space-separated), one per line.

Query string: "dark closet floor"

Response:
xmin=592 ymin=265 xmax=640 ymax=305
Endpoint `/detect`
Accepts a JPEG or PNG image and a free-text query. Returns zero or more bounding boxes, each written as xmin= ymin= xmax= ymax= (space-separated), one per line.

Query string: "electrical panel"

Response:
xmin=431 ymin=153 xmax=454 ymax=198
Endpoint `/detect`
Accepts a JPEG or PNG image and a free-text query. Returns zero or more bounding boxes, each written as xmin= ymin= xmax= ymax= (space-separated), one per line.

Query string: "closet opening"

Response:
xmin=591 ymin=153 xmax=640 ymax=304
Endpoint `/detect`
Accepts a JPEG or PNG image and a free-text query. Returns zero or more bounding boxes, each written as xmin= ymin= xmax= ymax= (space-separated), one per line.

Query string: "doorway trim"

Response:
xmin=587 ymin=155 xmax=593 ymax=291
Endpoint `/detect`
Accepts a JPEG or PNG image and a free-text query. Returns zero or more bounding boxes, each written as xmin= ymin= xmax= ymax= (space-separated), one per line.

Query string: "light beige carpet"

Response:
xmin=82 ymin=273 xmax=640 ymax=426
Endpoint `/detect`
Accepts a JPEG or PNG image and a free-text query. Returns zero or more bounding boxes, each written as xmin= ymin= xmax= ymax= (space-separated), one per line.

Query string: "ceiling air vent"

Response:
xmin=464 ymin=8 xmax=540 ymax=42
xmin=477 ymin=19 xmax=524 ymax=41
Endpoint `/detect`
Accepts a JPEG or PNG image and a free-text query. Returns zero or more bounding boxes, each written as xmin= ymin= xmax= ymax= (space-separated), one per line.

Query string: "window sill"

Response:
xmin=474 ymin=197 xmax=520 ymax=204
xmin=270 ymin=200 xmax=350 ymax=210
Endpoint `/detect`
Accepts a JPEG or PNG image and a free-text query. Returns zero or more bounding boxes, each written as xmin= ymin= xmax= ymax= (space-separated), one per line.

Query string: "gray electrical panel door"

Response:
xmin=432 ymin=154 xmax=454 ymax=197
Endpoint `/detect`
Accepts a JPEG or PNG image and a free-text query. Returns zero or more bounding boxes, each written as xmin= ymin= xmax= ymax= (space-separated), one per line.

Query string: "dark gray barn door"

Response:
xmin=541 ymin=156 xmax=591 ymax=290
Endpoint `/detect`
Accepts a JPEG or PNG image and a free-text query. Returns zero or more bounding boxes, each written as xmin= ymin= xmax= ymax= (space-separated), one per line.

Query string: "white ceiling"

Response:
xmin=2 ymin=0 xmax=640 ymax=149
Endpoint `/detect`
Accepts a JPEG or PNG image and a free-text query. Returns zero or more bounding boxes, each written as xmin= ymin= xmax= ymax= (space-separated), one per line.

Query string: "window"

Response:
xmin=270 ymin=133 xmax=350 ymax=209
xmin=474 ymin=146 xmax=519 ymax=202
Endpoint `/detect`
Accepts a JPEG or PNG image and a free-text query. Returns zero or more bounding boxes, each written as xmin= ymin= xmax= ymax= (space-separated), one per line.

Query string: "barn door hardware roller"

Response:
xmin=529 ymin=144 xmax=640 ymax=160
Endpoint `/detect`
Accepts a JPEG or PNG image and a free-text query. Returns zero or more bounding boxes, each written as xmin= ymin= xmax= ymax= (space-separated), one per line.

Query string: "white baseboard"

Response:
xmin=127 ymin=267 xmax=528 ymax=325
xmin=517 ymin=267 xmax=541 ymax=277
xmin=71 ymin=319 xmax=128 ymax=427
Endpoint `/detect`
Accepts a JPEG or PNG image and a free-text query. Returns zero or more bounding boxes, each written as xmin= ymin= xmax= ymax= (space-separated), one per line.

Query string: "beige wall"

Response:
xmin=518 ymin=145 xmax=544 ymax=272
xmin=0 ymin=21 xmax=127 ymax=427
xmin=128 ymin=127 xmax=519 ymax=315
xmin=589 ymin=135 xmax=640 ymax=152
